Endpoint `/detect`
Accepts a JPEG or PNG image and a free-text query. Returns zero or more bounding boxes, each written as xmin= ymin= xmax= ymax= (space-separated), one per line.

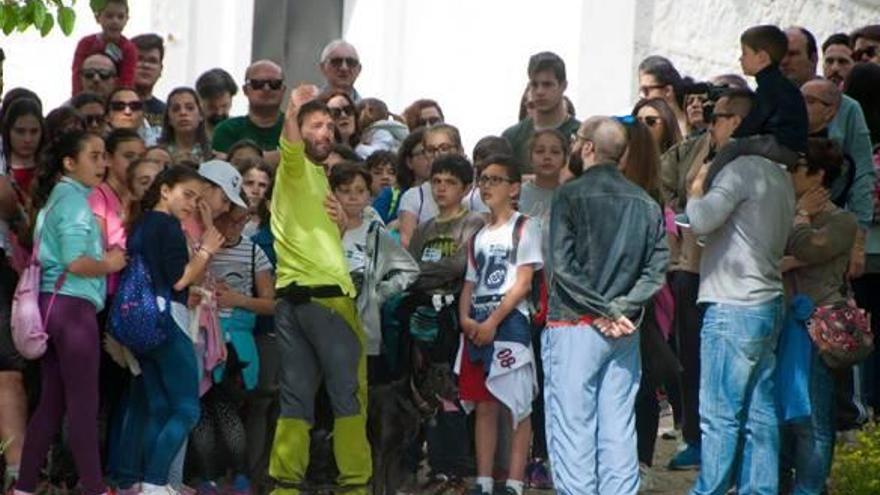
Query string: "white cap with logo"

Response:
xmin=198 ymin=160 xmax=248 ymax=209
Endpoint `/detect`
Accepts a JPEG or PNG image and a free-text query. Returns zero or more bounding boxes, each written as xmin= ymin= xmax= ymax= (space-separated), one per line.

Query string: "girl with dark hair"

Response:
xmin=15 ymin=130 xmax=127 ymax=495
xmin=127 ymin=157 xmax=164 ymax=201
xmin=638 ymin=56 xmax=688 ymax=136
xmin=227 ymin=139 xmax=264 ymax=169
xmin=403 ymin=99 xmax=444 ymax=130
xmin=45 ymin=106 xmax=85 ymax=145
xmin=620 ymin=120 xmax=662 ymax=200
xmin=2 ymin=98 xmax=46 ymax=195
xmin=238 ymin=158 xmax=274 ymax=237
xmin=633 ymin=98 xmax=683 ymax=154
xmin=321 ymin=90 xmax=359 ymax=147
xmin=125 ymin=165 xmax=224 ymax=495
xmin=160 ymin=87 xmax=212 ymax=164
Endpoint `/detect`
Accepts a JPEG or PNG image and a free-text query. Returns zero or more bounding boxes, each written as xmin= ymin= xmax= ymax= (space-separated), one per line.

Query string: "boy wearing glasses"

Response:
xmin=71 ymin=0 xmax=137 ymax=96
xmin=458 ymin=155 xmax=541 ymax=495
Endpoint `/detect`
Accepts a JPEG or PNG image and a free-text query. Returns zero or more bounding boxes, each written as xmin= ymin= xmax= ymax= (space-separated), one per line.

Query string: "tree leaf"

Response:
xmin=57 ymin=5 xmax=75 ymax=36
xmin=90 ymin=0 xmax=108 ymax=14
xmin=40 ymin=12 xmax=54 ymax=37
xmin=3 ymin=4 xmax=20 ymax=35
xmin=31 ymin=0 xmax=48 ymax=30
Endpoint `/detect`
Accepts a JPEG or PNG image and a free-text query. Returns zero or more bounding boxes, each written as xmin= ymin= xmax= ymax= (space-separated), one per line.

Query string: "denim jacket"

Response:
xmin=547 ymin=163 xmax=668 ymax=321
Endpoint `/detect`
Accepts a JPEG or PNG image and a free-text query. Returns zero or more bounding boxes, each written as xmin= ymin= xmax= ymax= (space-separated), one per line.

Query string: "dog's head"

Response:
xmin=414 ymin=361 xmax=458 ymax=411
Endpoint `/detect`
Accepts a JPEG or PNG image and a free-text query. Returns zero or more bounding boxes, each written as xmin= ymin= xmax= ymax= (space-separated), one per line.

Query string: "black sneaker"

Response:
xmin=468 ymin=486 xmax=491 ymax=495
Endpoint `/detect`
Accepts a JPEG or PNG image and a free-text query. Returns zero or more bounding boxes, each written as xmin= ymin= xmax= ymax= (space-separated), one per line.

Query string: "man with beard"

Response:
xmin=196 ymin=68 xmax=239 ymax=140
xmin=212 ymin=60 xmax=286 ymax=167
xmin=319 ymin=40 xmax=362 ymax=102
xmin=268 ymin=84 xmax=371 ymax=495
xmin=822 ymin=33 xmax=854 ymax=89
xmin=77 ymin=53 xmax=118 ymax=101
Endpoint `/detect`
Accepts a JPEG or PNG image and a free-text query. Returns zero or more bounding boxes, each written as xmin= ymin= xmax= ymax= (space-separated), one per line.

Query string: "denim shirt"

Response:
xmin=37 ymin=176 xmax=106 ymax=310
xmin=547 ymin=163 xmax=668 ymax=321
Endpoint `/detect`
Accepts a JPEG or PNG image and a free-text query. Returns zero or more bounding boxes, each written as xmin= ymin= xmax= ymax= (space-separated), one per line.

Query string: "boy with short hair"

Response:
xmin=701 ymin=24 xmax=809 ymax=190
xmin=457 ymin=154 xmax=542 ymax=495
xmin=71 ymin=0 xmax=138 ymax=95
xmin=330 ymin=162 xmax=419 ymax=381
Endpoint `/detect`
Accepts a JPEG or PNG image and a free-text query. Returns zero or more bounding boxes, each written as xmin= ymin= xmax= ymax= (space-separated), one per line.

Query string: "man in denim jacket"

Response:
xmin=543 ymin=117 xmax=668 ymax=495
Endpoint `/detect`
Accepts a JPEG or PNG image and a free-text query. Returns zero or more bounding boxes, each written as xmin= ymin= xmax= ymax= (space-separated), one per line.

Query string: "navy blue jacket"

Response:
xmin=732 ymin=64 xmax=808 ymax=154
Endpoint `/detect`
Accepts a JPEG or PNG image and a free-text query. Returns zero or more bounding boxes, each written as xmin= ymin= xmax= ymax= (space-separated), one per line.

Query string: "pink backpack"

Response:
xmin=10 ymin=214 xmax=66 ymax=360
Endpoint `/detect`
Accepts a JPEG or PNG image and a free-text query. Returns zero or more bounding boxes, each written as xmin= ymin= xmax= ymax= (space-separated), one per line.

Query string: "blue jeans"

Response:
xmin=542 ymin=323 xmax=641 ymax=495
xmin=140 ymin=326 xmax=200 ymax=485
xmin=107 ymin=376 xmax=147 ymax=488
xmin=691 ymin=298 xmax=784 ymax=495
xmin=782 ymin=350 xmax=835 ymax=495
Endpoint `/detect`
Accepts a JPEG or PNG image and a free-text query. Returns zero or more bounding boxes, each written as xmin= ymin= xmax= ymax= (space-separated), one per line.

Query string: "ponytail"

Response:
xmin=32 ymin=130 xmax=97 ymax=212
xmin=127 ymin=165 xmax=203 ymax=231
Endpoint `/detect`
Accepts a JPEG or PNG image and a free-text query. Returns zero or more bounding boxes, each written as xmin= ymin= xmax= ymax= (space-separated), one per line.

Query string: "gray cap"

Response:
xmin=198 ymin=160 xmax=247 ymax=209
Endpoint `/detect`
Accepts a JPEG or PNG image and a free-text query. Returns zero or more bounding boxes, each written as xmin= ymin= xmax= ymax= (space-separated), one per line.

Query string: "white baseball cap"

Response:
xmin=198 ymin=160 xmax=248 ymax=209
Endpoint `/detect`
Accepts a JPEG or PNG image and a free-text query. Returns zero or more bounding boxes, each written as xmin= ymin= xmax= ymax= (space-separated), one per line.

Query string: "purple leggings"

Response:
xmin=16 ymin=294 xmax=105 ymax=495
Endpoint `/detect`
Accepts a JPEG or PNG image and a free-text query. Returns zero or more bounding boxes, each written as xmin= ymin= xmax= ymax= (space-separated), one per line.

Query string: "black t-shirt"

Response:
xmin=143 ymin=96 xmax=167 ymax=128
xmin=129 ymin=210 xmax=189 ymax=304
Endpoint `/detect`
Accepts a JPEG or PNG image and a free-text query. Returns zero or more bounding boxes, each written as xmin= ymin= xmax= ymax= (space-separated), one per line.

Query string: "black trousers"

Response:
xmin=670 ymin=271 xmax=703 ymax=446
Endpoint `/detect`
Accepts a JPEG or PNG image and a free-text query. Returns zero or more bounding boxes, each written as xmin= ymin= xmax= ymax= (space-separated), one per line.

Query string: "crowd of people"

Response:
xmin=1 ymin=1 xmax=880 ymax=495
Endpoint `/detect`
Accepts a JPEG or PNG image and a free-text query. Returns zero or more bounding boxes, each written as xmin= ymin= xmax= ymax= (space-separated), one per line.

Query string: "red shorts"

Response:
xmin=458 ymin=350 xmax=496 ymax=402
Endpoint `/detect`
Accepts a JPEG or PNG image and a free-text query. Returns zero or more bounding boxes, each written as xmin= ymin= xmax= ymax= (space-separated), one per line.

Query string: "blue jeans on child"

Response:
xmin=691 ymin=297 xmax=784 ymax=495
xmin=140 ymin=325 xmax=200 ymax=485
xmin=542 ymin=323 xmax=641 ymax=495
xmin=781 ymin=350 xmax=835 ymax=495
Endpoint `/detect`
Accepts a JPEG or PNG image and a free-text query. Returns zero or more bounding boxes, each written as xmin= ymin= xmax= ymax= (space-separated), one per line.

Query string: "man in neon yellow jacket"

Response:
xmin=269 ymin=84 xmax=370 ymax=494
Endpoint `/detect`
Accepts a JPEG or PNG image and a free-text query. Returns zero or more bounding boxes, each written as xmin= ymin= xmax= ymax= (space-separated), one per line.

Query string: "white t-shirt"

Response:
xmin=466 ymin=212 xmax=543 ymax=316
xmin=464 ymin=187 xmax=490 ymax=214
xmin=398 ymin=182 xmax=437 ymax=225
xmin=209 ymin=236 xmax=273 ymax=318
xmin=518 ymin=181 xmax=556 ymax=255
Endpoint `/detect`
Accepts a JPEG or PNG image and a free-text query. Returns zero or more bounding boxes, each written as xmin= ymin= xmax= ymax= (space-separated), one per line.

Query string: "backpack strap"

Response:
xmin=511 ymin=213 xmax=528 ymax=265
xmin=467 ymin=225 xmax=483 ymax=277
xmin=251 ymin=240 xmax=257 ymax=297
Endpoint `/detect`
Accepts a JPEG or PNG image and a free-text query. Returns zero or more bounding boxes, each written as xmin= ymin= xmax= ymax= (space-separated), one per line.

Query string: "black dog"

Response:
xmin=367 ymin=361 xmax=458 ymax=495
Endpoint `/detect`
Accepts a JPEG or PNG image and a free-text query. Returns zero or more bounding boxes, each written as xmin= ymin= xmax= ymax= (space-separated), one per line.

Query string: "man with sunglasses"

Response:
xmin=319 ymin=40 xmax=362 ymax=103
xmin=71 ymin=92 xmax=108 ymax=135
xmin=78 ymin=53 xmax=118 ymax=101
xmin=212 ymin=60 xmax=286 ymax=167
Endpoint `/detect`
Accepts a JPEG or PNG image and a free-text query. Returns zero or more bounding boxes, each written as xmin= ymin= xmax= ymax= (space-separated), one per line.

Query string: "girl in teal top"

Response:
xmin=16 ymin=130 xmax=127 ymax=495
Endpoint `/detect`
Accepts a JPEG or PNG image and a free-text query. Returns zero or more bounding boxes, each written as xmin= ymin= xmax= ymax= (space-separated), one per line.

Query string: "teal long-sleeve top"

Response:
xmin=828 ymin=95 xmax=876 ymax=230
xmin=36 ymin=176 xmax=106 ymax=310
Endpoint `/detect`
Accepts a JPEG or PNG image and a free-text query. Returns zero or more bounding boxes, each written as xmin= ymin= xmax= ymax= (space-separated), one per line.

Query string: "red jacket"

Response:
xmin=71 ymin=33 xmax=138 ymax=96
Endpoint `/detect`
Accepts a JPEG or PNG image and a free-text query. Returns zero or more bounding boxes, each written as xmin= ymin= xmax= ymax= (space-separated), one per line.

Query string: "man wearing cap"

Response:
xmin=268 ymin=84 xmax=370 ymax=495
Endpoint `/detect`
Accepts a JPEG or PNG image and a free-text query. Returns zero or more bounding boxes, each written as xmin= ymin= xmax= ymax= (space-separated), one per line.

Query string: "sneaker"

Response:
xmin=674 ymin=213 xmax=691 ymax=229
xmin=498 ymin=488 xmax=518 ymax=495
xmin=141 ymin=485 xmax=180 ymax=495
xmin=526 ymin=459 xmax=554 ymax=489
xmin=638 ymin=463 xmax=655 ymax=493
xmin=667 ymin=443 xmax=701 ymax=470
xmin=467 ymin=486 xmax=491 ymax=495
xmin=660 ymin=427 xmax=679 ymax=440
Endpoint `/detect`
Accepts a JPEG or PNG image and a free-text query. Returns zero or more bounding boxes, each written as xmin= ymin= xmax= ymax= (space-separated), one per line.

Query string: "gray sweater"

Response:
xmin=686 ymin=155 xmax=795 ymax=305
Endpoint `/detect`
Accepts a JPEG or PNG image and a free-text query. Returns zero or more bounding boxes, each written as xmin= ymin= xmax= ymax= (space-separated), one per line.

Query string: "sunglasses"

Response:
xmin=638 ymin=115 xmax=661 ymax=127
xmin=81 ymin=68 xmax=116 ymax=81
xmin=416 ymin=116 xmax=442 ymax=127
xmin=83 ymin=114 xmax=104 ymax=126
xmin=328 ymin=105 xmax=355 ymax=119
xmin=853 ymin=45 xmax=879 ymax=61
xmin=328 ymin=57 xmax=360 ymax=69
xmin=109 ymin=100 xmax=144 ymax=112
xmin=247 ymin=79 xmax=284 ymax=91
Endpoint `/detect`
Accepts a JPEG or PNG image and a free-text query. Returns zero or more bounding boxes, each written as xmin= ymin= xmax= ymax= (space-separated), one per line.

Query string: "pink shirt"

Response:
xmin=88 ymin=183 xmax=126 ymax=294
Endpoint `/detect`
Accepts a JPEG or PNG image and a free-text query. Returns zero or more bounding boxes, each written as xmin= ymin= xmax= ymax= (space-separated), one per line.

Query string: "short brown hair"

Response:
xmin=740 ymin=25 xmax=788 ymax=65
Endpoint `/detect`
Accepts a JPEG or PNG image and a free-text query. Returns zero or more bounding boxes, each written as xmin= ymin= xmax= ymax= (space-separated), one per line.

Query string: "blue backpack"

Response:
xmin=109 ymin=228 xmax=170 ymax=354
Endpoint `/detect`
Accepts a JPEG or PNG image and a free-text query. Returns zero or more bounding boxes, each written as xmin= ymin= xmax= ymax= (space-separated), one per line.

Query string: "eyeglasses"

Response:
xmin=710 ymin=112 xmax=736 ymax=124
xmin=83 ymin=114 xmax=104 ymax=126
xmin=417 ymin=117 xmax=442 ymax=127
xmin=328 ymin=105 xmax=355 ymax=119
xmin=109 ymin=100 xmax=144 ymax=112
xmin=425 ymin=143 xmax=456 ymax=156
xmin=638 ymin=84 xmax=666 ymax=96
xmin=477 ymin=175 xmax=513 ymax=187
xmin=81 ymin=68 xmax=116 ymax=81
xmin=410 ymin=148 xmax=426 ymax=158
xmin=853 ymin=45 xmax=879 ymax=61
xmin=247 ymin=79 xmax=284 ymax=91
xmin=327 ymin=57 xmax=360 ymax=69
xmin=638 ymin=116 xmax=661 ymax=127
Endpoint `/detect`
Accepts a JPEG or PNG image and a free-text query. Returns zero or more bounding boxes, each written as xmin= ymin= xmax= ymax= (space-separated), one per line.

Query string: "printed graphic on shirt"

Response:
xmin=420 ymin=235 xmax=457 ymax=262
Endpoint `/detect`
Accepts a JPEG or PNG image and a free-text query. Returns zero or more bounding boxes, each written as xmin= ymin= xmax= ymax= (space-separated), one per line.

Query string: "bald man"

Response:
xmin=212 ymin=59 xmax=286 ymax=167
xmin=543 ymin=117 xmax=668 ymax=494
xmin=78 ymin=53 xmax=118 ymax=100
xmin=802 ymin=79 xmax=842 ymax=134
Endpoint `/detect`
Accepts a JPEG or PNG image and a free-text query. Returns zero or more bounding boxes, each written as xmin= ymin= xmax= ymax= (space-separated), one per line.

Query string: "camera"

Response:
xmin=682 ymin=82 xmax=733 ymax=123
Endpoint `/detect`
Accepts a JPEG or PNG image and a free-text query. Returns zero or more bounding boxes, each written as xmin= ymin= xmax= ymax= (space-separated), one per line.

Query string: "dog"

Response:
xmin=368 ymin=360 xmax=458 ymax=495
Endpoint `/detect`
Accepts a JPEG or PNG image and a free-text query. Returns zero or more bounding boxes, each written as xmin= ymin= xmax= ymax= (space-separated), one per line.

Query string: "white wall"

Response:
xmin=3 ymin=0 xmax=253 ymax=115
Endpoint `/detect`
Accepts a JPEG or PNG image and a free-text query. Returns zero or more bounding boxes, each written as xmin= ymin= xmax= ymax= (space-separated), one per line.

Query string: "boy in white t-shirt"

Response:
xmin=458 ymin=155 xmax=543 ymax=495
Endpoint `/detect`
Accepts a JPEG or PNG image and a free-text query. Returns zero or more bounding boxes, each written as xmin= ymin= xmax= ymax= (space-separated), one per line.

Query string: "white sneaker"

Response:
xmin=638 ymin=463 xmax=656 ymax=493
xmin=141 ymin=484 xmax=180 ymax=495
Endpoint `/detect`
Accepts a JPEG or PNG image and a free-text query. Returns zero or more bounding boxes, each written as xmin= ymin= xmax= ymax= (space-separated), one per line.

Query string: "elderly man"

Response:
xmin=688 ymin=90 xmax=795 ymax=495
xmin=78 ymin=52 xmax=118 ymax=100
xmin=803 ymin=79 xmax=842 ymax=136
xmin=212 ymin=60 xmax=286 ymax=167
xmin=544 ymin=117 xmax=668 ymax=494
xmin=319 ymin=39 xmax=362 ymax=102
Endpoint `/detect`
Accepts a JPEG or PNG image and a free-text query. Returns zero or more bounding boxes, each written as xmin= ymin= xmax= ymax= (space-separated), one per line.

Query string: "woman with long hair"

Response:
xmin=633 ymin=97 xmax=683 ymax=155
xmin=1 ymin=98 xmax=46 ymax=195
xmin=160 ymin=87 xmax=212 ymax=164
xmin=321 ymin=90 xmax=359 ymax=147
xmin=15 ymin=130 xmax=127 ymax=495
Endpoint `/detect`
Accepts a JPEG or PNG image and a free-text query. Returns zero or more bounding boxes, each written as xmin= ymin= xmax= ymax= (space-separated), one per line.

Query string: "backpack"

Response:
xmin=109 ymin=228 xmax=169 ymax=354
xmin=468 ymin=214 xmax=548 ymax=328
xmin=10 ymin=204 xmax=67 ymax=360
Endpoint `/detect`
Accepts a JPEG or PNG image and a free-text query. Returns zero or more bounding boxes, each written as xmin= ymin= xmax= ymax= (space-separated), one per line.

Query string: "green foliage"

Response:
xmin=0 ymin=0 xmax=78 ymax=37
xmin=830 ymin=422 xmax=880 ymax=494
